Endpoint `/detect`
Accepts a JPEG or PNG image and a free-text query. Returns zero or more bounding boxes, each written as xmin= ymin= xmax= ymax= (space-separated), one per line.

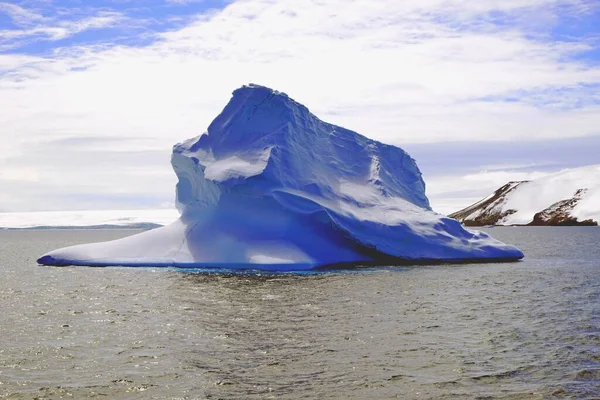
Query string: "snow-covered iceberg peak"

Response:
xmin=38 ymin=84 xmax=523 ymax=270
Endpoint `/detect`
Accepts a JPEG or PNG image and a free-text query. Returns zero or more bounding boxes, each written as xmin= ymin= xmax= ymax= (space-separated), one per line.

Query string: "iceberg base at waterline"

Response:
xmin=38 ymin=84 xmax=523 ymax=270
xmin=37 ymin=200 xmax=524 ymax=270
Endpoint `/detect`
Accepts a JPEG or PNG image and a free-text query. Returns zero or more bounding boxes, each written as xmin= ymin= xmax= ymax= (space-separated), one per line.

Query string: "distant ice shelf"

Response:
xmin=38 ymin=84 xmax=523 ymax=270
xmin=0 ymin=209 xmax=178 ymax=229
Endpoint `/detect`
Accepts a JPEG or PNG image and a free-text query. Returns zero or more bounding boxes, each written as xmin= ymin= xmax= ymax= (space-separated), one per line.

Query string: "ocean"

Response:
xmin=1 ymin=227 xmax=599 ymax=399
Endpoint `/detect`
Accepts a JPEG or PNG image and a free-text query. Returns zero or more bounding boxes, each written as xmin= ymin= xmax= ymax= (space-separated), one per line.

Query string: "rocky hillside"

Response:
xmin=449 ymin=166 xmax=600 ymax=226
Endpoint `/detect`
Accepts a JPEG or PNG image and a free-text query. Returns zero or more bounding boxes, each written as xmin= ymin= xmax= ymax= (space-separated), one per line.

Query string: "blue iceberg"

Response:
xmin=38 ymin=84 xmax=523 ymax=270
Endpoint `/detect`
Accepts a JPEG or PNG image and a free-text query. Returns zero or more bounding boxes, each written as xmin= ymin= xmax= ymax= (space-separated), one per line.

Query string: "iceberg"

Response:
xmin=38 ymin=84 xmax=523 ymax=270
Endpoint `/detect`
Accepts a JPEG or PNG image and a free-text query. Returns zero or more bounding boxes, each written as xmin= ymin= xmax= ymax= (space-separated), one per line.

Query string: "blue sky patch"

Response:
xmin=0 ymin=0 xmax=229 ymax=54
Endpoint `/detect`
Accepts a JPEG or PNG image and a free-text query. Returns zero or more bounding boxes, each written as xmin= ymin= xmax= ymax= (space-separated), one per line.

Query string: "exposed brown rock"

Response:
xmin=528 ymin=189 xmax=598 ymax=226
xmin=461 ymin=209 xmax=517 ymax=227
xmin=449 ymin=181 xmax=525 ymax=226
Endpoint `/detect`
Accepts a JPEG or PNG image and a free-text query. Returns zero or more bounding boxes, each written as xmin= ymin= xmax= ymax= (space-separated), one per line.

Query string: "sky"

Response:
xmin=0 ymin=0 xmax=599 ymax=215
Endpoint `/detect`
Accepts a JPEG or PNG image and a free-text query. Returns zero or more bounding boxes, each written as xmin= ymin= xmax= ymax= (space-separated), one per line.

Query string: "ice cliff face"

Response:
xmin=38 ymin=84 xmax=523 ymax=269
xmin=450 ymin=165 xmax=600 ymax=226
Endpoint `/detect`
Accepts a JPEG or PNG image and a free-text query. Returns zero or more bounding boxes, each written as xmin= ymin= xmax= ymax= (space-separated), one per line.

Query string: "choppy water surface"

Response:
xmin=1 ymin=227 xmax=599 ymax=399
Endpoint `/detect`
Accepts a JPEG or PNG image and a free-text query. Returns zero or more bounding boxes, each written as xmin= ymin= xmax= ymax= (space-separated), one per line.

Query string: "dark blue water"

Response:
xmin=0 ymin=227 xmax=599 ymax=399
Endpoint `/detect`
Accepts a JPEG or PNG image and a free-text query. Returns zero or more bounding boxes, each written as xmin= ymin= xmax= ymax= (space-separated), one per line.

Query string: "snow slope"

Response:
xmin=450 ymin=165 xmax=600 ymax=226
xmin=0 ymin=209 xmax=178 ymax=229
xmin=38 ymin=84 xmax=523 ymax=269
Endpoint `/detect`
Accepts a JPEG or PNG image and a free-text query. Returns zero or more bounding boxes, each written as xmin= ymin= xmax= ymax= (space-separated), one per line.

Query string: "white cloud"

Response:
xmin=0 ymin=2 xmax=45 ymax=26
xmin=0 ymin=9 xmax=127 ymax=50
xmin=164 ymin=0 xmax=208 ymax=4
xmin=0 ymin=0 xmax=599 ymax=211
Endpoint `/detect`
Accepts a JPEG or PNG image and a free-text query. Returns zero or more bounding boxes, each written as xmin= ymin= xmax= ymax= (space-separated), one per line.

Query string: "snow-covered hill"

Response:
xmin=449 ymin=165 xmax=600 ymax=226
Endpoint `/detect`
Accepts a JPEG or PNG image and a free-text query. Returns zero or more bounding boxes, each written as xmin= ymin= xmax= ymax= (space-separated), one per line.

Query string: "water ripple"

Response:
xmin=0 ymin=227 xmax=599 ymax=399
